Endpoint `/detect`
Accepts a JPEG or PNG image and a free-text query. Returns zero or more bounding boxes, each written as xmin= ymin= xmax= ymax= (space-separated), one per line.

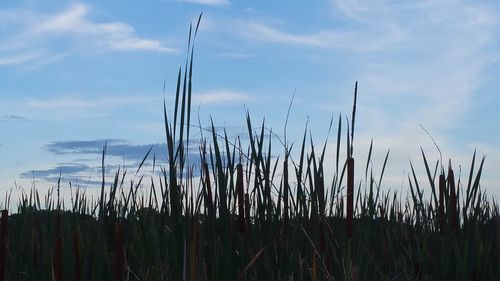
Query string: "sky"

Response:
xmin=0 ymin=0 xmax=499 ymax=205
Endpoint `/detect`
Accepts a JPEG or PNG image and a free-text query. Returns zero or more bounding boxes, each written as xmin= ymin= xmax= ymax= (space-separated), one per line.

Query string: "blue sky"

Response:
xmin=0 ymin=0 xmax=499 ymax=201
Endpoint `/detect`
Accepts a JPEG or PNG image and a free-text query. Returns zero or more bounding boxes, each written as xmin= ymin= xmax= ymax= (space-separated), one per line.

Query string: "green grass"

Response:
xmin=0 ymin=17 xmax=498 ymax=280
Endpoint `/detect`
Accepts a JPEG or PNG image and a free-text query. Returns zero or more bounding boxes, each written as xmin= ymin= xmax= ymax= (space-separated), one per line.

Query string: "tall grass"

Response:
xmin=1 ymin=17 xmax=498 ymax=280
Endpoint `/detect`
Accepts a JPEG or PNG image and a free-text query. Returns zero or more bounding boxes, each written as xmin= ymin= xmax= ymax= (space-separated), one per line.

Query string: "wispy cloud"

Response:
xmin=314 ymin=0 xmax=500 ymax=192
xmin=30 ymin=4 xmax=176 ymax=53
xmin=193 ymin=90 xmax=253 ymax=104
xmin=0 ymin=95 xmax=163 ymax=120
xmin=237 ymin=0 xmax=498 ymax=58
xmin=333 ymin=0 xmax=497 ymax=128
xmin=24 ymin=95 xmax=161 ymax=111
xmin=179 ymin=0 xmax=230 ymax=7
xmin=240 ymin=23 xmax=326 ymax=47
xmin=0 ymin=51 xmax=44 ymax=66
xmin=238 ymin=21 xmax=404 ymax=52
xmin=0 ymin=4 xmax=177 ymax=67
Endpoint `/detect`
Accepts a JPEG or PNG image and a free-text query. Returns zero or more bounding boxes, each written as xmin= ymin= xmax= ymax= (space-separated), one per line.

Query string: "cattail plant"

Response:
xmin=346 ymin=81 xmax=358 ymax=240
xmin=236 ymin=164 xmax=246 ymax=235
xmin=346 ymin=157 xmax=355 ymax=239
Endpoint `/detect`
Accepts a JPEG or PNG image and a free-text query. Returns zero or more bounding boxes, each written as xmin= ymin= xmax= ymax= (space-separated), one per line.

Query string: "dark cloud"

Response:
xmin=41 ymin=139 xmax=204 ymax=180
xmin=0 ymin=115 xmax=26 ymax=121
xmin=45 ymin=139 xmax=167 ymax=161
xmin=20 ymin=163 xmax=95 ymax=179
xmin=34 ymin=136 xmax=255 ymax=186
xmin=19 ymin=163 xmax=104 ymax=187
xmin=44 ymin=139 xmax=207 ymax=165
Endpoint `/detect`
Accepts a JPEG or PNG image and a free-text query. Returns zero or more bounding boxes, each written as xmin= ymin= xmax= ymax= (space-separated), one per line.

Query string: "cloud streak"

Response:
xmin=0 ymin=52 xmax=44 ymax=66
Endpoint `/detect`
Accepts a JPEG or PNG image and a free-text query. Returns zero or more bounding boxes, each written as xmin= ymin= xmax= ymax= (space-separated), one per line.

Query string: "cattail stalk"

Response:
xmin=283 ymin=157 xmax=289 ymax=222
xmin=346 ymin=157 xmax=355 ymax=238
xmin=244 ymin=193 xmax=251 ymax=233
xmin=439 ymin=174 xmax=445 ymax=233
xmin=236 ymin=164 xmax=246 ymax=234
xmin=448 ymin=165 xmax=458 ymax=233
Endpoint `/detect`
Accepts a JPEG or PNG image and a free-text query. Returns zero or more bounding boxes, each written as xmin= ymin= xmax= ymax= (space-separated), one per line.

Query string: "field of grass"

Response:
xmin=0 ymin=19 xmax=498 ymax=281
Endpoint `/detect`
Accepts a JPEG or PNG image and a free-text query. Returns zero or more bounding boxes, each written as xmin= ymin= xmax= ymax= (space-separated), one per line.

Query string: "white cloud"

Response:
xmin=24 ymin=95 xmax=161 ymax=110
xmin=237 ymin=0 xmax=498 ymax=56
xmin=237 ymin=20 xmax=404 ymax=52
xmin=193 ymin=90 xmax=252 ymax=104
xmin=0 ymin=52 xmax=44 ymax=65
xmin=33 ymin=3 xmax=89 ymax=34
xmin=302 ymin=0 xmax=500 ymax=197
xmin=0 ymin=95 xmax=163 ymax=121
xmin=241 ymin=23 xmax=326 ymax=47
xmin=34 ymin=4 xmax=177 ymax=53
xmin=106 ymin=38 xmax=176 ymax=52
xmin=0 ymin=4 xmax=177 ymax=67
